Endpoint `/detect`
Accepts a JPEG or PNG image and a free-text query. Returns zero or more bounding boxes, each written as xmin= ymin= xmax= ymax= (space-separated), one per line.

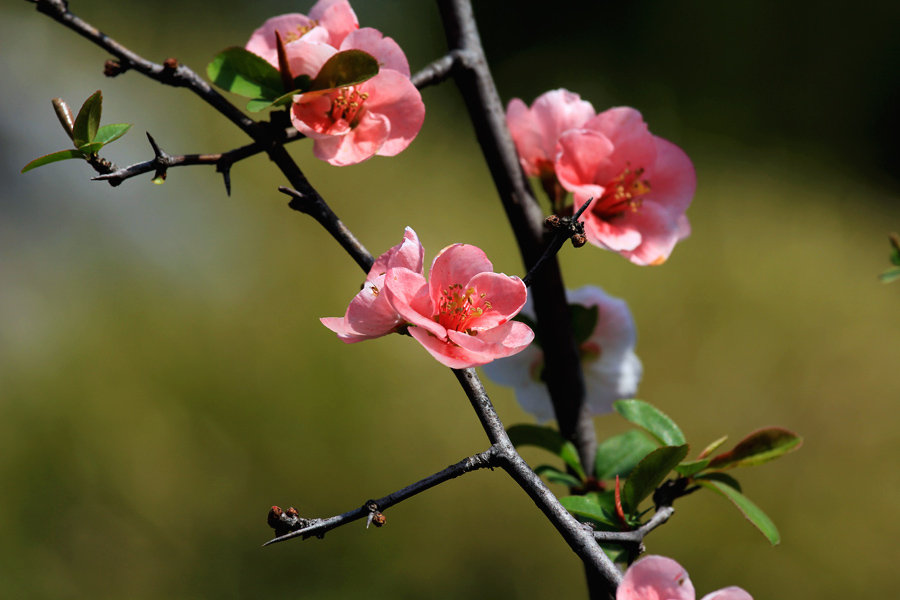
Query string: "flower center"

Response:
xmin=595 ymin=165 xmax=650 ymax=220
xmin=329 ymin=87 xmax=369 ymax=127
xmin=281 ymin=22 xmax=319 ymax=44
xmin=436 ymin=284 xmax=492 ymax=334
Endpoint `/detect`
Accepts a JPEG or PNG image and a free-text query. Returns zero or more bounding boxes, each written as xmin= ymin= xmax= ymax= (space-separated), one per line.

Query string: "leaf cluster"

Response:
xmin=880 ymin=233 xmax=900 ymax=283
xmin=21 ymin=91 xmax=131 ymax=173
xmin=508 ymin=399 xmax=802 ymax=551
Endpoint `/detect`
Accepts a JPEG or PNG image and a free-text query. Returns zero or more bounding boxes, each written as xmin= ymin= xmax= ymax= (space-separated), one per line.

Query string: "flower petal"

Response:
xmin=646 ymin=136 xmax=696 ymax=217
xmin=246 ymin=14 xmax=321 ymax=68
xmin=446 ymin=321 xmax=535 ymax=362
xmin=383 ymin=266 xmax=446 ymax=339
xmin=285 ymin=39 xmax=337 ymax=80
xmin=556 ymin=129 xmax=616 ymax=192
xmin=362 ymin=70 xmax=425 ymax=157
xmin=464 ymin=271 xmax=528 ymax=330
xmin=574 ymin=190 xmax=643 ymax=252
xmin=700 ymin=588 xmax=753 ymax=600
xmin=309 ymin=0 xmax=359 ymax=47
xmin=311 ymin=111 xmax=391 ymax=166
xmin=408 ymin=326 xmax=483 ymax=369
xmin=617 ymin=555 xmax=695 ymax=600
xmin=427 ymin=244 xmax=493 ymax=308
xmin=341 ymin=28 xmax=410 ymax=77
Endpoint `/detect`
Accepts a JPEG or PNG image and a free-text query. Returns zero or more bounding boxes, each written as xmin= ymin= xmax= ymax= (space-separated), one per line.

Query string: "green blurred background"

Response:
xmin=2 ymin=1 xmax=898 ymax=598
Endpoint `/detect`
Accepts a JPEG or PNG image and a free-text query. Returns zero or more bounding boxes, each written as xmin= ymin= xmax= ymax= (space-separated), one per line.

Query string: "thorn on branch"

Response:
xmin=146 ymin=132 xmax=171 ymax=183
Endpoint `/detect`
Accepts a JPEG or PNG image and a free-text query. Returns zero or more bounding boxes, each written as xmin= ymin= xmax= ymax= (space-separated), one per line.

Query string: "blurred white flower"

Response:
xmin=482 ymin=285 xmax=642 ymax=423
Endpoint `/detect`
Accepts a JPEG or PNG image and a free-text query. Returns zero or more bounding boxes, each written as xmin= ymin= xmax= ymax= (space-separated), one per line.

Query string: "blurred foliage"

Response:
xmin=2 ymin=1 xmax=899 ymax=599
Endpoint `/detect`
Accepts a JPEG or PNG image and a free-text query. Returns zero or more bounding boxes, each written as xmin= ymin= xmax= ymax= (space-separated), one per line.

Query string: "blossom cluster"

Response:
xmin=507 ymin=90 xmax=696 ymax=265
xmin=322 ymin=228 xmax=534 ymax=369
xmin=245 ymin=0 xmax=425 ymax=165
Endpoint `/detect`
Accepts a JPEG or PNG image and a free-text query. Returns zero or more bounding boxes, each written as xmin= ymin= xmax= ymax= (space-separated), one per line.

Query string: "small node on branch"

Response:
xmin=103 ymin=59 xmax=126 ymax=77
xmin=364 ymin=500 xmax=386 ymax=529
xmin=163 ymin=57 xmax=179 ymax=70
xmin=267 ymin=505 xmax=309 ymax=538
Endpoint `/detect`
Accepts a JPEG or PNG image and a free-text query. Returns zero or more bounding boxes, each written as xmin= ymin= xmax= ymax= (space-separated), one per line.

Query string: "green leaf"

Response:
xmin=698 ymin=435 xmax=729 ymax=459
xmin=246 ymin=76 xmax=314 ymax=113
xmin=613 ymin=400 xmax=686 ymax=446
xmin=594 ymin=430 xmax=658 ymax=480
xmin=507 ymin=424 xmax=586 ymax=480
xmin=696 ymin=478 xmax=780 ymax=545
xmin=21 ymin=149 xmax=85 ymax=173
xmin=560 ymin=494 xmax=617 ymax=527
xmin=93 ymin=123 xmax=131 ymax=146
xmin=207 ymin=47 xmax=284 ymax=100
xmin=695 ymin=471 xmax=742 ymax=492
xmin=77 ymin=141 xmax=104 ymax=155
xmin=72 ymin=90 xmax=102 ymax=148
xmin=675 ymin=458 xmax=711 ymax=477
xmin=570 ymin=304 xmax=599 ymax=346
xmin=708 ymin=427 xmax=802 ymax=470
xmin=621 ymin=444 xmax=688 ymax=514
xmin=534 ymin=465 xmax=583 ymax=488
xmin=880 ymin=267 xmax=900 ymax=283
xmin=309 ymin=49 xmax=379 ymax=91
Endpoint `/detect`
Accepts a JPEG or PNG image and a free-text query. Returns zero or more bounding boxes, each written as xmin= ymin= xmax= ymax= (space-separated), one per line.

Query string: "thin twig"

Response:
xmin=522 ymin=198 xmax=593 ymax=287
xmin=411 ymin=50 xmax=465 ymax=89
xmin=264 ymin=446 xmax=499 ymax=545
xmin=592 ymin=505 xmax=675 ymax=545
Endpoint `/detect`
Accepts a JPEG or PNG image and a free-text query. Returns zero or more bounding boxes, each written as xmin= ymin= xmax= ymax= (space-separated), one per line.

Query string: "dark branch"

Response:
xmin=264 ymin=446 xmax=499 ymax=545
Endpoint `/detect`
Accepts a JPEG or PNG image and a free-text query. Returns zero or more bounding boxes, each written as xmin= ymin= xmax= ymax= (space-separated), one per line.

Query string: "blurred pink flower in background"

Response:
xmin=482 ymin=285 xmax=641 ymax=422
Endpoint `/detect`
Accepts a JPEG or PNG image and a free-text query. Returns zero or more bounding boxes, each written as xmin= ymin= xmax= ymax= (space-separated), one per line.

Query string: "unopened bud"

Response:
xmin=267 ymin=506 xmax=284 ymax=530
xmin=51 ymin=98 xmax=75 ymax=140
xmin=545 ymin=214 xmax=561 ymax=229
xmin=104 ymin=59 xmax=124 ymax=77
xmin=163 ymin=57 xmax=179 ymax=71
xmin=371 ymin=512 xmax=386 ymax=527
xmin=571 ymin=233 xmax=587 ymax=248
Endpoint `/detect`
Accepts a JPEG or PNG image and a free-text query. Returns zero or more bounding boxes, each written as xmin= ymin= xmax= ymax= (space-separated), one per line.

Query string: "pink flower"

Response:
xmin=506 ymin=89 xmax=595 ymax=178
xmin=288 ymin=28 xmax=425 ymax=165
xmin=245 ymin=0 xmax=359 ymax=69
xmin=321 ymin=227 xmax=424 ymax=342
xmin=618 ymin=556 xmax=752 ymax=600
xmin=383 ymin=244 xmax=534 ymax=369
xmin=555 ymin=107 xmax=696 ymax=265
xmin=482 ymin=286 xmax=641 ymax=423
